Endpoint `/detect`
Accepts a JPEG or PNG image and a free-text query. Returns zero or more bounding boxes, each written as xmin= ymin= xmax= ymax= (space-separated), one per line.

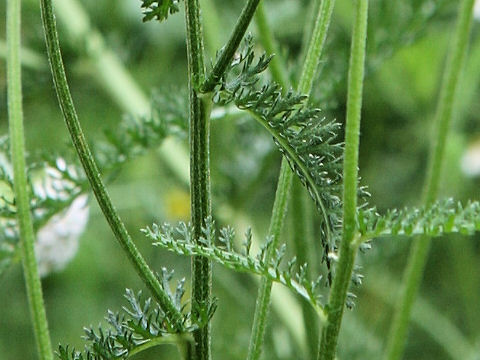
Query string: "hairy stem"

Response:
xmin=384 ymin=1 xmax=476 ymax=359
xmin=318 ymin=1 xmax=368 ymax=359
xmin=46 ymin=0 xmax=190 ymax=184
xmin=39 ymin=0 xmax=183 ymax=330
xmin=201 ymin=0 xmax=261 ymax=93
xmin=298 ymin=0 xmax=336 ymax=95
xmin=247 ymin=1 xmax=337 ymax=358
xmin=7 ymin=0 xmax=53 ymax=357
xmin=184 ymin=0 xmax=212 ymax=359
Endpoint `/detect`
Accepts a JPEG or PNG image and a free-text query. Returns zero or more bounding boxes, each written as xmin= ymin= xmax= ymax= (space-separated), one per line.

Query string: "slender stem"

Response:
xmin=50 ymin=0 xmax=191 ymax=185
xmin=369 ymin=272 xmax=476 ymax=360
xmin=127 ymin=334 xmax=194 ymax=358
xmin=298 ymin=0 xmax=336 ymax=95
xmin=291 ymin=178 xmax=318 ymax=359
xmin=318 ymin=1 xmax=368 ymax=359
xmin=254 ymin=2 xmax=290 ymax=89
xmin=6 ymin=0 xmax=53 ymax=358
xmin=39 ymin=0 xmax=184 ymax=330
xmin=247 ymin=1 xmax=337 ymax=358
xmin=384 ymin=1 xmax=476 ymax=359
xmin=184 ymin=1 xmax=212 ymax=359
xmin=246 ymin=161 xmax=293 ymax=360
xmin=0 ymin=39 xmax=47 ymax=70
xmin=201 ymin=0 xmax=261 ymax=93
xmin=299 ymin=0 xmax=322 ymax=66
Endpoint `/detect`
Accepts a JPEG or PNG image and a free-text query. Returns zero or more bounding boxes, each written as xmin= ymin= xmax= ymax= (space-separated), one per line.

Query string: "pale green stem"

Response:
xmin=0 ymin=39 xmax=47 ymax=70
xmin=300 ymin=0 xmax=322 ymax=66
xmin=291 ymin=178 xmax=318 ymax=359
xmin=254 ymin=2 xmax=290 ymax=89
xmin=39 ymin=0 xmax=184 ymax=330
xmin=369 ymin=272 xmax=476 ymax=360
xmin=384 ymin=1 xmax=476 ymax=359
xmin=247 ymin=1 xmax=337 ymax=359
xmin=184 ymin=0 xmax=212 ymax=358
xmin=128 ymin=334 xmax=194 ymax=359
xmin=6 ymin=0 xmax=53 ymax=357
xmin=246 ymin=160 xmax=293 ymax=360
xmin=318 ymin=1 xmax=368 ymax=359
xmin=298 ymin=0 xmax=336 ymax=95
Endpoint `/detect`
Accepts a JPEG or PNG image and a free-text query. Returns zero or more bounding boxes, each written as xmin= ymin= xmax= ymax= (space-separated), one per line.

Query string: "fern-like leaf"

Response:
xmin=357 ymin=199 xmax=480 ymax=243
xmin=142 ymin=219 xmax=327 ymax=320
xmin=140 ymin=0 xmax=183 ymax=22
xmin=211 ymin=37 xmax=370 ymax=282
xmin=57 ymin=285 xmax=204 ymax=359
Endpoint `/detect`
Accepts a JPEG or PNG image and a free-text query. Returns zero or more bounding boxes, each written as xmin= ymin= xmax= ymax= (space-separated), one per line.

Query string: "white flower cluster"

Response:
xmin=0 ymin=155 xmax=89 ymax=277
xmin=475 ymin=0 xmax=480 ymax=20
xmin=461 ymin=140 xmax=480 ymax=177
xmin=35 ymin=194 xmax=89 ymax=277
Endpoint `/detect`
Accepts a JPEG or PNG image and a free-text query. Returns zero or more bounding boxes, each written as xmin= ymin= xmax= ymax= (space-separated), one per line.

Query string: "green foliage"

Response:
xmin=0 ymin=91 xmax=188 ymax=276
xmin=143 ymin=217 xmax=327 ymax=319
xmin=358 ymin=199 xmax=480 ymax=242
xmin=57 ymin=287 xmax=203 ymax=359
xmin=3 ymin=0 xmax=480 ymax=359
xmin=140 ymin=0 xmax=184 ymax=22
xmin=212 ymin=38 xmax=371 ymax=282
xmin=95 ymin=89 xmax=188 ymax=172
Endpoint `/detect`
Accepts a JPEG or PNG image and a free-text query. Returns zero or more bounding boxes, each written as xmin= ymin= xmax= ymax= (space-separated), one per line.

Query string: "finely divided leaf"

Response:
xmin=140 ymin=0 xmax=184 ymax=22
xmin=358 ymin=199 xmax=480 ymax=242
xmin=143 ymin=219 xmax=327 ymax=320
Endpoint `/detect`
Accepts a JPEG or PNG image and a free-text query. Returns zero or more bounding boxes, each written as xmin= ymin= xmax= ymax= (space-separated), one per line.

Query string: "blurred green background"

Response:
xmin=1 ymin=0 xmax=480 ymax=359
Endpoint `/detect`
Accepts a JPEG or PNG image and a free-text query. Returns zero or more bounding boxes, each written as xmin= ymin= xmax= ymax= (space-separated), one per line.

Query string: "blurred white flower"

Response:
xmin=476 ymin=0 xmax=480 ymax=21
xmin=0 ymin=154 xmax=89 ymax=277
xmin=461 ymin=140 xmax=480 ymax=177
xmin=35 ymin=195 xmax=89 ymax=277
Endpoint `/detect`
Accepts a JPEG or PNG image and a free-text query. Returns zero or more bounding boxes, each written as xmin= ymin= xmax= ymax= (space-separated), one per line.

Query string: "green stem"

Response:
xmin=6 ymin=0 xmax=53 ymax=357
xmin=384 ymin=1 xmax=476 ymax=359
xmin=318 ymin=1 xmax=368 ymax=359
xmin=127 ymin=334 xmax=194 ymax=358
xmin=299 ymin=0 xmax=322 ymax=66
xmin=246 ymin=160 xmax=293 ymax=360
xmin=297 ymin=0 xmax=336 ymax=95
xmin=47 ymin=0 xmax=190 ymax=184
xmin=247 ymin=1 xmax=337 ymax=358
xmin=254 ymin=2 xmax=290 ymax=89
xmin=369 ymin=272 xmax=475 ymax=360
xmin=184 ymin=1 xmax=212 ymax=359
xmin=0 ymin=39 xmax=47 ymax=70
xmin=39 ymin=0 xmax=184 ymax=330
xmin=291 ymin=178 xmax=318 ymax=359
xmin=201 ymin=0 xmax=261 ymax=93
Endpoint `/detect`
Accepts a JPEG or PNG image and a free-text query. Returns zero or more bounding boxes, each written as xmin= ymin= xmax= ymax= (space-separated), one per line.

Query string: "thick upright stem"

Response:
xmin=39 ymin=0 xmax=183 ymax=329
xmin=184 ymin=0 xmax=212 ymax=359
xmin=318 ymin=1 xmax=368 ymax=359
xmin=384 ymin=1 xmax=476 ymax=359
xmin=247 ymin=1 xmax=337 ymax=359
xmin=7 ymin=0 xmax=53 ymax=358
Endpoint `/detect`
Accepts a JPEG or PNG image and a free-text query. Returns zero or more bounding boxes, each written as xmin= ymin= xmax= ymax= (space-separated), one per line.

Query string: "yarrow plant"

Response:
xmin=2 ymin=0 xmax=480 ymax=359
